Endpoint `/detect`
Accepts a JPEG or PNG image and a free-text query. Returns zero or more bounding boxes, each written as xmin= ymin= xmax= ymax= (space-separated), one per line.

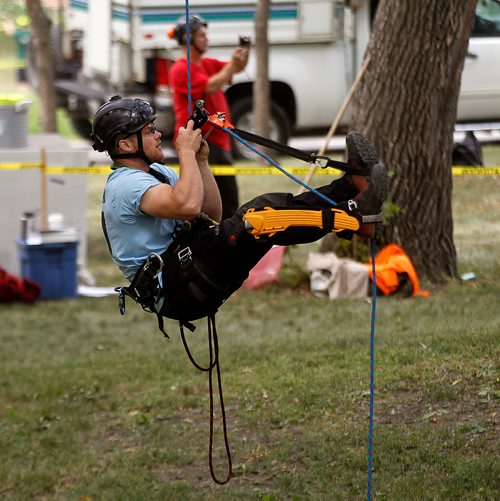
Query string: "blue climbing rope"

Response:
xmin=227 ymin=128 xmax=380 ymax=500
xmin=367 ymin=239 xmax=377 ymax=500
xmin=229 ymin=126 xmax=378 ymax=501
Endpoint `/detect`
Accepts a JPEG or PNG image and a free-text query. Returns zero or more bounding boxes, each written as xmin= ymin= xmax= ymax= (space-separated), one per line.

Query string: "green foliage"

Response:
xmin=0 ymin=1 xmax=25 ymax=24
xmin=27 ymin=91 xmax=79 ymax=139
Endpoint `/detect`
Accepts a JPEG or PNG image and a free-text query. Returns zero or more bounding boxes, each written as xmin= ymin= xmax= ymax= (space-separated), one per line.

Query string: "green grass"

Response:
xmin=6 ymin=59 xmax=498 ymax=496
xmin=1 ymin=123 xmax=499 ymax=497
xmin=1 ymin=271 xmax=498 ymax=498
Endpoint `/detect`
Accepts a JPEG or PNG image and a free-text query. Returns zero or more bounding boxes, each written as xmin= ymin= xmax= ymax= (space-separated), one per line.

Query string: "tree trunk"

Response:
xmin=351 ymin=0 xmax=477 ymax=282
xmin=253 ymin=0 xmax=271 ymax=159
xmin=26 ymin=0 xmax=57 ymax=132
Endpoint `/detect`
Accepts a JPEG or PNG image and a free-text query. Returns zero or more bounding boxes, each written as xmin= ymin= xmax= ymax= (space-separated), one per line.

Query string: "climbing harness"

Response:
xmin=108 ymin=88 xmax=381 ymax=492
xmin=105 ymin=166 xmax=236 ymax=482
xmin=115 ymin=2 xmax=380 ymax=489
xmin=116 ymin=252 xmax=169 ymax=336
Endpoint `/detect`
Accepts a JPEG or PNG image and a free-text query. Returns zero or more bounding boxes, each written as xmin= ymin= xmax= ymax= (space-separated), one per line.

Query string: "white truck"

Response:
xmin=53 ymin=0 xmax=500 ymax=156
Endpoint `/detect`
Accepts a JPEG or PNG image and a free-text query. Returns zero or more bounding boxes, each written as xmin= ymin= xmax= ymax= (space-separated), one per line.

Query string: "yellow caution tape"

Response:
xmin=0 ymin=162 xmax=499 ymax=176
xmin=0 ymin=59 xmax=26 ymax=70
xmin=45 ymin=166 xmax=112 ymax=175
xmin=451 ymin=166 xmax=500 ymax=176
xmin=0 ymin=162 xmax=43 ymax=170
xmin=0 ymin=163 xmax=343 ymax=176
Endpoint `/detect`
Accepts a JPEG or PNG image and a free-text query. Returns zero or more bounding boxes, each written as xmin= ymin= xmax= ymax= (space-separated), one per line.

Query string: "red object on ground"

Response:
xmin=0 ymin=267 xmax=41 ymax=303
xmin=243 ymin=246 xmax=286 ymax=289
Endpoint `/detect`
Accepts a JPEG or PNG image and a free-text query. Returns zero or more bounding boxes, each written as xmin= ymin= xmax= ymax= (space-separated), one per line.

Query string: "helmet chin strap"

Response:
xmin=111 ymin=131 xmax=154 ymax=165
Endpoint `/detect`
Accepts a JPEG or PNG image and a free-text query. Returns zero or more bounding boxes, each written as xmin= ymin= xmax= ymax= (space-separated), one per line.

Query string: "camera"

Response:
xmin=239 ymin=36 xmax=251 ymax=47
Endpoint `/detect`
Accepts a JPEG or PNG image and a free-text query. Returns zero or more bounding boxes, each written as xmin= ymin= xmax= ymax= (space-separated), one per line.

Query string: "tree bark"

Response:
xmin=26 ymin=0 xmax=57 ymax=132
xmin=351 ymin=0 xmax=477 ymax=282
xmin=253 ymin=0 xmax=271 ymax=159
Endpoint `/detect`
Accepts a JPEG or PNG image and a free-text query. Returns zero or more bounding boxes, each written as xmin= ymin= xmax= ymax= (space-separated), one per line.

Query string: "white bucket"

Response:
xmin=0 ymin=95 xmax=31 ymax=149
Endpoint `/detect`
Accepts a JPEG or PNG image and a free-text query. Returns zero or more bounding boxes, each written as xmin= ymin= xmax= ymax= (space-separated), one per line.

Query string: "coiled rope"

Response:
xmin=179 ymin=316 xmax=232 ymax=484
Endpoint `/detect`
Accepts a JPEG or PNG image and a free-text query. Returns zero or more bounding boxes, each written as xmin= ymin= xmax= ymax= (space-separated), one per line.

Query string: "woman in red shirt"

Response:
xmin=169 ymin=16 xmax=249 ymax=219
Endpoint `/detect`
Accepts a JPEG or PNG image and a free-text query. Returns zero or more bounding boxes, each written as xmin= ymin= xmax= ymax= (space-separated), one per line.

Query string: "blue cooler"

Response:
xmin=16 ymin=239 xmax=79 ymax=300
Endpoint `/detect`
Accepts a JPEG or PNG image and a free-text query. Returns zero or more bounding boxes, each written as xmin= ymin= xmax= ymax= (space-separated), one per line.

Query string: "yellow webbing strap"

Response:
xmin=243 ymin=207 xmax=360 ymax=238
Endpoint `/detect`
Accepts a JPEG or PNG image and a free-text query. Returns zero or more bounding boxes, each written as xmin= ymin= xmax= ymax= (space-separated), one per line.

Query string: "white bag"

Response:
xmin=307 ymin=252 xmax=369 ymax=299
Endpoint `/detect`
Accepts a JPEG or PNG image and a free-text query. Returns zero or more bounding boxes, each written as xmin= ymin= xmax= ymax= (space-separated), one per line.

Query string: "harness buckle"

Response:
xmin=348 ymin=199 xmax=358 ymax=212
xmin=178 ymin=246 xmax=193 ymax=268
xmin=313 ymin=155 xmax=330 ymax=169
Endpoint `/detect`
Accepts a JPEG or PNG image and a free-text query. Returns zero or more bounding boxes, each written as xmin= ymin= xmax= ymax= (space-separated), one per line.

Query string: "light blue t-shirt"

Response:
xmin=102 ymin=163 xmax=180 ymax=281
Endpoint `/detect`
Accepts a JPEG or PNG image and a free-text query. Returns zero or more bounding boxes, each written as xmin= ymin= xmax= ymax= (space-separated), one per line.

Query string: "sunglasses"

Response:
xmin=142 ymin=123 xmax=157 ymax=135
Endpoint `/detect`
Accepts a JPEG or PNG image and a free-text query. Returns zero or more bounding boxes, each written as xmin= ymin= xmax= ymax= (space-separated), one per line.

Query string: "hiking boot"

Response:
xmin=355 ymin=163 xmax=389 ymax=219
xmin=354 ymin=162 xmax=389 ymax=239
xmin=344 ymin=131 xmax=379 ymax=194
xmin=345 ymin=131 xmax=379 ymax=177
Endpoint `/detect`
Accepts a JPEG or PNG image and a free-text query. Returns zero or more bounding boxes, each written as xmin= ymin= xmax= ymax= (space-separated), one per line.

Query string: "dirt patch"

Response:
xmin=364 ymin=387 xmax=499 ymax=453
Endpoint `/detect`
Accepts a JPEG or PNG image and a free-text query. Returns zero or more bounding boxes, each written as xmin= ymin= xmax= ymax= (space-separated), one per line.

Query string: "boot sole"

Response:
xmin=346 ymin=132 xmax=379 ymax=175
xmin=357 ymin=163 xmax=389 ymax=218
xmin=372 ymin=163 xmax=389 ymax=208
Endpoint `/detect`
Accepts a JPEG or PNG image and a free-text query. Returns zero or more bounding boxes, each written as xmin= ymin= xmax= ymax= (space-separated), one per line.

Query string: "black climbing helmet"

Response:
xmin=169 ymin=15 xmax=208 ymax=45
xmin=91 ymin=95 xmax=157 ymax=153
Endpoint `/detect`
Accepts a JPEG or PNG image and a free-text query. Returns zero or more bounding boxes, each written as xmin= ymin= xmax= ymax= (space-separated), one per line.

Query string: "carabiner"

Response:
xmin=145 ymin=252 xmax=164 ymax=278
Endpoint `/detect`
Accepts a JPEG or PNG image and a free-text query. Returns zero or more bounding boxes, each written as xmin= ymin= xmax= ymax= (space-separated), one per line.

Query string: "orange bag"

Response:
xmin=365 ymin=244 xmax=429 ymax=297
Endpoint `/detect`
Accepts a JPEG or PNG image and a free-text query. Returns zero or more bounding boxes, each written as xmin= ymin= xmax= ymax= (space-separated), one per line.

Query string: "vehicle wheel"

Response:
xmin=230 ymin=97 xmax=292 ymax=160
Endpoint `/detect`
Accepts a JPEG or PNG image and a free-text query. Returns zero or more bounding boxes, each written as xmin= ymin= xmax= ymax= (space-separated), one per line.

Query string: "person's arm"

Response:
xmin=140 ymin=121 xmax=204 ymax=219
xmin=205 ymin=47 xmax=249 ymax=94
xmin=196 ymin=140 xmax=223 ymax=222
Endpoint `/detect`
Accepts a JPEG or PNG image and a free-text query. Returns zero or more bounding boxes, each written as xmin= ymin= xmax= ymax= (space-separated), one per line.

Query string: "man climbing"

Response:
xmin=168 ymin=15 xmax=249 ymax=219
xmin=92 ymin=96 xmax=388 ymax=324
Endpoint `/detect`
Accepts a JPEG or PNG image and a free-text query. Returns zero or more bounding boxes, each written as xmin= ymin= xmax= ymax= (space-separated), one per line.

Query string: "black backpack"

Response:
xmin=452 ymin=131 xmax=483 ymax=166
